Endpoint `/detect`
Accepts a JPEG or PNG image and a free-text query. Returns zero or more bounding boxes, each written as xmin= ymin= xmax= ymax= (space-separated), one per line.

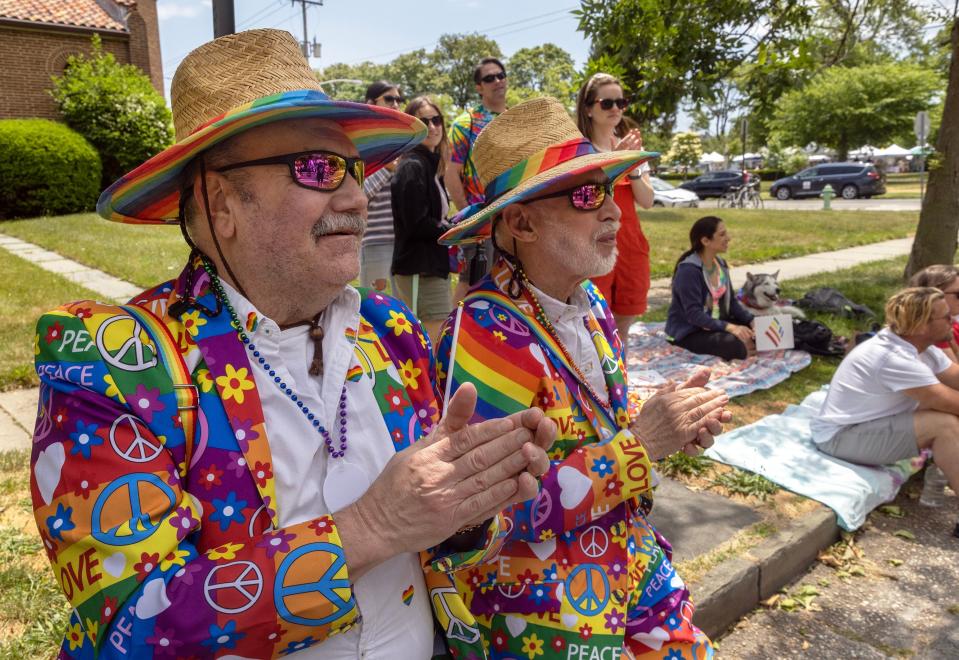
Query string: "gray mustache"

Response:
xmin=311 ymin=212 xmax=366 ymax=239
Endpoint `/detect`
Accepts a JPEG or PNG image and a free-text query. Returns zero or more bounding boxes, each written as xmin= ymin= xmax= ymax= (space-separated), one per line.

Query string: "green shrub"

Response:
xmin=0 ymin=119 xmax=101 ymax=219
xmin=50 ymin=35 xmax=173 ymax=188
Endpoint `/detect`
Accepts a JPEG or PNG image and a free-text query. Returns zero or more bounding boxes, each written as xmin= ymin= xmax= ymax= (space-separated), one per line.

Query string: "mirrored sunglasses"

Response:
xmin=480 ymin=71 xmax=508 ymax=84
xmin=595 ymin=97 xmax=629 ymax=110
xmin=528 ymin=181 xmax=614 ymax=211
xmin=216 ymin=150 xmax=365 ymax=191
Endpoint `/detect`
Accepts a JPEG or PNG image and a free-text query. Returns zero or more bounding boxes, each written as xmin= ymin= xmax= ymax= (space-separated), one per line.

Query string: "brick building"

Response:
xmin=0 ymin=0 xmax=163 ymax=120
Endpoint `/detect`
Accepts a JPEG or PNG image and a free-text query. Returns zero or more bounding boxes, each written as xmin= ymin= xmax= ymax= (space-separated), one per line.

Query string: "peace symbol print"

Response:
xmin=95 ymin=315 xmax=158 ymax=372
xmin=274 ymin=542 xmax=354 ymax=626
xmin=531 ymin=488 xmax=553 ymax=527
xmin=579 ymin=525 xmax=609 ymax=559
xmin=430 ymin=586 xmax=481 ymax=644
xmin=203 ymin=561 xmax=263 ymax=614
xmin=565 ymin=563 xmax=610 ymax=616
xmin=91 ymin=473 xmax=176 ymax=546
xmin=109 ymin=414 xmax=163 ymax=463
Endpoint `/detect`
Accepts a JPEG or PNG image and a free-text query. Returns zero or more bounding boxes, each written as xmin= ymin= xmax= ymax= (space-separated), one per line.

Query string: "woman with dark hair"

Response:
xmin=390 ymin=95 xmax=452 ymax=342
xmin=359 ymin=80 xmax=405 ymax=292
xmin=666 ymin=216 xmax=755 ymax=360
xmin=576 ymin=72 xmax=654 ymax=349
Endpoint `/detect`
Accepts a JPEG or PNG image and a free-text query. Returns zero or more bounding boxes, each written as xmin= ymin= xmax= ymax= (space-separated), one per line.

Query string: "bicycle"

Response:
xmin=718 ymin=180 xmax=764 ymax=209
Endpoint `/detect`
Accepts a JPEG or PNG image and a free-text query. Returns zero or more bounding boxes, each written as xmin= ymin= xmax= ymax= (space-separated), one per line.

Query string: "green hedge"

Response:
xmin=0 ymin=119 xmax=102 ymax=219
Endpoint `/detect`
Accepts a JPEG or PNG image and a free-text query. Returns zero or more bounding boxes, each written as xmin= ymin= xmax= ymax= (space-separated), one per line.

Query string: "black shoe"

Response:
xmin=953 ymin=522 xmax=959 ymax=539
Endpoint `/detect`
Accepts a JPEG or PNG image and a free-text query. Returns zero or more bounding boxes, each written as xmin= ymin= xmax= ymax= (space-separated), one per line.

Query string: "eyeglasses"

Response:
xmin=379 ymin=94 xmax=406 ymax=106
xmin=418 ymin=115 xmax=444 ymax=128
xmin=480 ymin=71 xmax=508 ymax=84
xmin=594 ymin=97 xmax=629 ymax=110
xmin=216 ymin=150 xmax=365 ymax=191
xmin=528 ymin=181 xmax=614 ymax=211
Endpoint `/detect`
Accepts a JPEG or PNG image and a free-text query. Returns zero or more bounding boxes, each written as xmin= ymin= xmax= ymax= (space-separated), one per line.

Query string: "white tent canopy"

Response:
xmin=849 ymin=145 xmax=876 ymax=158
xmin=730 ymin=152 xmax=762 ymax=162
xmin=699 ymin=151 xmax=726 ymax=163
xmin=873 ymin=143 xmax=911 ymax=158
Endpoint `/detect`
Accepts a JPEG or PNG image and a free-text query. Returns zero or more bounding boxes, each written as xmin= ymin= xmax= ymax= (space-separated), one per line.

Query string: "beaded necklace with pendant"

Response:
xmin=201 ymin=259 xmax=349 ymax=458
xmin=514 ymin=267 xmax=614 ymax=414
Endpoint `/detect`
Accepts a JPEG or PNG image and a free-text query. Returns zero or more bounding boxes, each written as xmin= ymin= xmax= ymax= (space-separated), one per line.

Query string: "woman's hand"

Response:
xmin=614 ymin=128 xmax=644 ymax=151
xmin=726 ymin=323 xmax=754 ymax=346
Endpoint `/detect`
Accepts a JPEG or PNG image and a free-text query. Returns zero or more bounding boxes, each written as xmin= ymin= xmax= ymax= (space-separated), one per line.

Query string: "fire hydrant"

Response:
xmin=822 ymin=184 xmax=835 ymax=210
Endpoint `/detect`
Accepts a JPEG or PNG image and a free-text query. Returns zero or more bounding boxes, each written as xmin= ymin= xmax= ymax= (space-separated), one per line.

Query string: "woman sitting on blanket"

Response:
xmin=909 ymin=264 xmax=959 ymax=364
xmin=666 ymin=216 xmax=756 ymax=361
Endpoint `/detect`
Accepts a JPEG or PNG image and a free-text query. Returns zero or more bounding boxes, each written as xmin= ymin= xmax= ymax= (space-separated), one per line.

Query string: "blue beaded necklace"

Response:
xmin=202 ymin=259 xmax=349 ymax=458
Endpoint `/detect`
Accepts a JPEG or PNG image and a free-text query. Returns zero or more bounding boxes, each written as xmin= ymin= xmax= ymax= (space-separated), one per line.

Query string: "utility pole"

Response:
xmin=211 ymin=0 xmax=235 ymax=37
xmin=292 ymin=0 xmax=324 ymax=59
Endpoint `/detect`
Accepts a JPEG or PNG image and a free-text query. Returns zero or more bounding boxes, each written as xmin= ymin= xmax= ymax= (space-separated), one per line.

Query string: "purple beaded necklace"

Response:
xmin=204 ymin=259 xmax=349 ymax=458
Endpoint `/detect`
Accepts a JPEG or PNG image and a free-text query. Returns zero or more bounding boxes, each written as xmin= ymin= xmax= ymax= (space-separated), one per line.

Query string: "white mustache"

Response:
xmin=311 ymin=212 xmax=366 ymax=240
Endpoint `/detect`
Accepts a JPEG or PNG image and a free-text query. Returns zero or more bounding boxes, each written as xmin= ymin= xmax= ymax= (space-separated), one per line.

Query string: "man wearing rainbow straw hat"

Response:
xmin=436 ymin=98 xmax=725 ymax=658
xmin=30 ymin=29 xmax=555 ymax=658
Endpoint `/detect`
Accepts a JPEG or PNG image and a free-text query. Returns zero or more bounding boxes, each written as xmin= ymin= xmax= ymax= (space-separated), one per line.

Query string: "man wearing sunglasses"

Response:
xmin=448 ymin=56 xmax=509 ymax=302
xmin=435 ymin=98 xmax=723 ymax=658
xmin=30 ymin=29 xmax=556 ymax=659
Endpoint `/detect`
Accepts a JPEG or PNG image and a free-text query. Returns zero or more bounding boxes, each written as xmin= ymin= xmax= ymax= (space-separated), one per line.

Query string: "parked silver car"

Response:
xmin=650 ymin=176 xmax=700 ymax=207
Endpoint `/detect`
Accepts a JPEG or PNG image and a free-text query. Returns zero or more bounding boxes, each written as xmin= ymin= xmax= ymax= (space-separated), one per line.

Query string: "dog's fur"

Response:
xmin=740 ymin=271 xmax=806 ymax=319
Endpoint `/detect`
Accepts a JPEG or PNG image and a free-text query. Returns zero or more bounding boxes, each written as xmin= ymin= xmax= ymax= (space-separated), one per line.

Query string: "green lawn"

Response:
xmin=0 ymin=213 xmax=189 ymax=288
xmin=643 ymin=207 xmax=916 ymax=280
xmin=0 ymin=250 xmax=102 ymax=390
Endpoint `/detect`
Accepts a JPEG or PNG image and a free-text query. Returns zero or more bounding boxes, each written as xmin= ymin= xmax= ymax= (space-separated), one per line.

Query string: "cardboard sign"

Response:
xmin=754 ymin=314 xmax=795 ymax=352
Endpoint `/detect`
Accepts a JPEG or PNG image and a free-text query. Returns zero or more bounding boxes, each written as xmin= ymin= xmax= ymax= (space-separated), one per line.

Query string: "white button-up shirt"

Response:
xmin=221 ymin=282 xmax=433 ymax=659
xmin=528 ymin=282 xmax=608 ymax=396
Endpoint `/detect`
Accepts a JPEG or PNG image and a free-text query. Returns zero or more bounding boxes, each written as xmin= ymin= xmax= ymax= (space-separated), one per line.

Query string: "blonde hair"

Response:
xmin=885 ymin=287 xmax=945 ymax=336
xmin=575 ymin=72 xmax=631 ymax=143
xmin=908 ymin=264 xmax=959 ymax=290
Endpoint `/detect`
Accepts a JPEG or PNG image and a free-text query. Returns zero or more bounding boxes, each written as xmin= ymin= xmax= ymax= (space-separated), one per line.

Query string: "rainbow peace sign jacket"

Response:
xmin=31 ymin=257 xmax=497 ymax=658
xmin=436 ymin=259 xmax=714 ymax=659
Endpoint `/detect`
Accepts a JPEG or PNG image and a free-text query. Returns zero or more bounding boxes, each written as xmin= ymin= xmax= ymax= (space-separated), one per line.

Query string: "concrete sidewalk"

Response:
xmin=647 ymin=237 xmax=912 ymax=307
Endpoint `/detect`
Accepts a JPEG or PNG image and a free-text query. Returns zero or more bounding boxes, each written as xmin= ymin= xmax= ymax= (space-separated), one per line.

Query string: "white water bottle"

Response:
xmin=919 ymin=464 xmax=948 ymax=507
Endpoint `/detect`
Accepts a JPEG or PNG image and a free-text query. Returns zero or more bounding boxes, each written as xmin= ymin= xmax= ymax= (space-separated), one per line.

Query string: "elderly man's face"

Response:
xmin=209 ymin=118 xmax=367 ymax=317
xmin=522 ymin=171 xmax=621 ymax=281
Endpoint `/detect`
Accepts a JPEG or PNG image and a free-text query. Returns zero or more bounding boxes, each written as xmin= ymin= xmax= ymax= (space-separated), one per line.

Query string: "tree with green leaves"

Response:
xmin=575 ymin=0 xmax=811 ymax=133
xmin=507 ymin=43 xmax=577 ymax=105
xmin=316 ymin=61 xmax=389 ymax=101
xmin=769 ymin=62 xmax=941 ymax=160
xmin=430 ymin=33 xmax=503 ymax=109
xmin=385 ymin=49 xmax=444 ymax=99
xmin=50 ymin=35 xmax=172 ymax=188
xmin=666 ymin=132 xmax=703 ymax=178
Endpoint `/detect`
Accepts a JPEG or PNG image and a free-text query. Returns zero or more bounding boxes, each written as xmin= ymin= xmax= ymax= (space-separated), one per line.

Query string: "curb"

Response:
xmin=692 ymin=505 xmax=840 ymax=638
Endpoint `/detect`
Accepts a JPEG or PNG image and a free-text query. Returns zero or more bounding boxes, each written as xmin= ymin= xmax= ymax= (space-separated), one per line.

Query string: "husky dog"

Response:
xmin=740 ymin=271 xmax=806 ymax=319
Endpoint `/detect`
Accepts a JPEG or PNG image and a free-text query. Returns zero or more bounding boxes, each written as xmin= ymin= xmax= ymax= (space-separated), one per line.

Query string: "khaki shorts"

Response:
xmin=393 ymin=274 xmax=452 ymax=321
xmin=817 ymin=411 xmax=919 ymax=466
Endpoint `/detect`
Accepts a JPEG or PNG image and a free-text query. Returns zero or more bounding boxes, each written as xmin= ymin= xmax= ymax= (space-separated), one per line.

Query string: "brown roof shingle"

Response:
xmin=0 ymin=0 xmax=127 ymax=31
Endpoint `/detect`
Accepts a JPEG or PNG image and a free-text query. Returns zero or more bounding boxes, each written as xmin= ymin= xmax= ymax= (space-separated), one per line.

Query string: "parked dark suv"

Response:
xmin=769 ymin=163 xmax=886 ymax=200
xmin=679 ymin=170 xmax=755 ymax=198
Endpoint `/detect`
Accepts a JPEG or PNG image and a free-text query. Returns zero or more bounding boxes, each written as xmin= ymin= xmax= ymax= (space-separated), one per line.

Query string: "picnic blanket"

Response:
xmin=705 ymin=388 xmax=927 ymax=531
xmin=626 ymin=321 xmax=812 ymax=400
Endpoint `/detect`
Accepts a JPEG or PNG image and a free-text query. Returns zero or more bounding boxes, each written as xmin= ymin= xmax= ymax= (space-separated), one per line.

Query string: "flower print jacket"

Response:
xmin=31 ymin=256 xmax=504 ymax=659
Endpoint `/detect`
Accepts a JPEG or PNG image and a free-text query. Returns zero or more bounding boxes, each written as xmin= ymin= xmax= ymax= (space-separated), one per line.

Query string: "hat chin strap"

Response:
xmin=491 ymin=217 xmax=527 ymax=300
xmin=199 ymin=156 xmax=252 ymax=302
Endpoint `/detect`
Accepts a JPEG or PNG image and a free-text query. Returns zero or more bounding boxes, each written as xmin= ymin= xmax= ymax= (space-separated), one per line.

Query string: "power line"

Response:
xmin=345 ymin=5 xmax=578 ymax=64
xmin=236 ymin=0 xmax=287 ymax=29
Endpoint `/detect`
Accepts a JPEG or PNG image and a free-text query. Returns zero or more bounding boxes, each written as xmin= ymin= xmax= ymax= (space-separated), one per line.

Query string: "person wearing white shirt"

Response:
xmin=813 ymin=288 xmax=959 ymax=520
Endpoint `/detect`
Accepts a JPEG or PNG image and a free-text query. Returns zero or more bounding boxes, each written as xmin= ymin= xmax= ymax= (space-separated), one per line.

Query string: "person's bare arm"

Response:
xmin=445 ymin=160 xmax=469 ymax=211
xmin=903 ymin=379 xmax=959 ymax=415
xmin=615 ymin=129 xmax=654 ymax=209
xmin=936 ymin=362 xmax=959 ymax=389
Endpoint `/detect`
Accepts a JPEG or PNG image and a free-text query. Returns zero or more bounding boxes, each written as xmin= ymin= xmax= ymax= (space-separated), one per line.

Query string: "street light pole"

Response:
xmin=212 ymin=0 xmax=235 ymax=37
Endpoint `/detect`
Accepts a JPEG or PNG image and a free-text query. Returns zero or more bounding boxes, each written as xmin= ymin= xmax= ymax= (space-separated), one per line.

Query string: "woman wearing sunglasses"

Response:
xmin=390 ymin=96 xmax=453 ymax=342
xmin=359 ymin=80 xmax=406 ymax=292
xmin=576 ymin=73 xmax=655 ymax=351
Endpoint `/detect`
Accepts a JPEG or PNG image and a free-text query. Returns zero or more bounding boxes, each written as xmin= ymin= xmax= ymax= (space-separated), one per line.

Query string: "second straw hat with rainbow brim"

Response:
xmin=97 ymin=29 xmax=426 ymax=225
xmin=439 ymin=96 xmax=657 ymax=246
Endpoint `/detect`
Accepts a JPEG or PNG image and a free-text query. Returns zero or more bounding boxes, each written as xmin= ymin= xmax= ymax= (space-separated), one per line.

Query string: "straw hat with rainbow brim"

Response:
xmin=97 ymin=28 xmax=426 ymax=225
xmin=439 ymin=97 xmax=657 ymax=246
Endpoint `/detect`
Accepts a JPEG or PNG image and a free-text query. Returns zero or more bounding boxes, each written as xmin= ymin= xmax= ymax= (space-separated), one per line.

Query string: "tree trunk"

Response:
xmin=905 ymin=20 xmax=959 ymax=280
